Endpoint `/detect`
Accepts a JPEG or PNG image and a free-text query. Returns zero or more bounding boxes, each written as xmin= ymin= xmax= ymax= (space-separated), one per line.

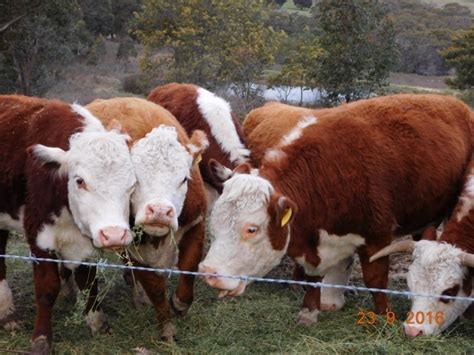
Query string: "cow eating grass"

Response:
xmin=199 ymin=94 xmax=474 ymax=327
xmin=370 ymin=163 xmax=474 ymax=336
xmin=0 ymin=95 xmax=136 ymax=354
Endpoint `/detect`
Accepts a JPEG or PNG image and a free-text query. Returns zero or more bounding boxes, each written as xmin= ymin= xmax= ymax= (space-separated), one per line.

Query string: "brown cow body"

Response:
xmin=148 ymin=83 xmax=250 ymax=198
xmin=87 ymin=98 xmax=207 ymax=340
xmin=200 ymin=94 xmax=474 ymax=325
xmin=0 ymin=95 xmax=135 ymax=353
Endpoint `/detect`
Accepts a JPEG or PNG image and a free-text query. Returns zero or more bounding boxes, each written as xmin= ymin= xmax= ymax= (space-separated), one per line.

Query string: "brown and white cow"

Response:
xmin=148 ymin=83 xmax=250 ymax=206
xmin=370 ymin=159 xmax=474 ymax=336
xmin=198 ymin=94 xmax=474 ymax=326
xmin=87 ymin=97 xmax=208 ymax=341
xmin=0 ymin=95 xmax=136 ymax=353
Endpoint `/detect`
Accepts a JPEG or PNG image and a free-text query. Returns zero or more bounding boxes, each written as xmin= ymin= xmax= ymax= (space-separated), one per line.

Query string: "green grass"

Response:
xmin=280 ymin=0 xmax=311 ymax=16
xmin=1 ymin=240 xmax=473 ymax=354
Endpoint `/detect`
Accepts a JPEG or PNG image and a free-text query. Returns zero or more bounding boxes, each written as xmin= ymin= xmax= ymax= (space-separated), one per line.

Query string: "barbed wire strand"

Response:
xmin=0 ymin=253 xmax=473 ymax=302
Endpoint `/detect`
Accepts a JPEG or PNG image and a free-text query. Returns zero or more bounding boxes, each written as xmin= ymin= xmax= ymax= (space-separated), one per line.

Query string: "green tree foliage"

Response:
xmin=0 ymin=0 xmax=84 ymax=95
xmin=441 ymin=27 xmax=474 ymax=90
xmin=313 ymin=0 xmax=397 ymax=104
xmin=78 ymin=0 xmax=114 ymax=36
xmin=133 ymin=0 xmax=285 ymax=99
xmin=293 ymin=0 xmax=312 ymax=10
xmin=383 ymin=0 xmax=472 ymax=75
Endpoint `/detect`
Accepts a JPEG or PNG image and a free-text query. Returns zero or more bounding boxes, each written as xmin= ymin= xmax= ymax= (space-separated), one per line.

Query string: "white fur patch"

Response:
xmin=456 ymin=169 xmax=474 ymax=222
xmin=280 ymin=116 xmax=317 ymax=147
xmin=296 ymin=230 xmax=365 ymax=276
xmin=85 ymin=309 xmax=108 ymax=335
xmin=71 ymin=104 xmax=106 ymax=133
xmin=406 ymin=240 xmax=471 ymax=335
xmin=321 ymin=256 xmax=354 ymax=311
xmin=0 ymin=206 xmax=24 ymax=233
xmin=36 ymin=207 xmax=97 ymax=269
xmin=196 ymin=88 xmax=250 ymax=164
xmin=131 ymin=125 xmax=194 ymax=233
xmin=0 ymin=280 xmax=15 ymax=321
xmin=202 ymin=173 xmax=288 ymax=291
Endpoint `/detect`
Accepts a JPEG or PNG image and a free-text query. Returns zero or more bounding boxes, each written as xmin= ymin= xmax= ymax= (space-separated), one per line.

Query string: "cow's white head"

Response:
xmin=131 ymin=125 xmax=208 ymax=236
xmin=32 ymin=109 xmax=136 ymax=249
xmin=199 ymin=160 xmax=296 ymax=297
xmin=370 ymin=234 xmax=474 ymax=336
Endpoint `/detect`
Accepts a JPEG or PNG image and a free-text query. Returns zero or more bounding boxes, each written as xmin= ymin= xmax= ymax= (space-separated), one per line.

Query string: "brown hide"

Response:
xmin=148 ymin=83 xmax=247 ymax=192
xmin=0 ymin=95 xmax=94 ymax=349
xmin=253 ymin=94 xmax=472 ymax=312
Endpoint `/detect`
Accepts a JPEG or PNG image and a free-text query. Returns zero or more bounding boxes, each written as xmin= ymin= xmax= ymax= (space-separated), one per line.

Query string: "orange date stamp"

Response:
xmin=357 ymin=310 xmax=445 ymax=326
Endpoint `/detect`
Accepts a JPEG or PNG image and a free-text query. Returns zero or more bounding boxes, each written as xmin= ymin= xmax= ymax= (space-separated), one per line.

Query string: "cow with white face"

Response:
xmin=370 ymin=167 xmax=474 ymax=336
xmin=0 ymin=95 xmax=136 ymax=353
xmin=199 ymin=95 xmax=474 ymax=326
xmin=87 ymin=97 xmax=209 ymax=341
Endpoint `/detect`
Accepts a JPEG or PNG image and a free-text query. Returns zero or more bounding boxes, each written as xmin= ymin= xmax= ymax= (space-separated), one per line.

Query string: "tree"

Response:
xmin=312 ymin=0 xmax=397 ymax=104
xmin=293 ymin=0 xmax=312 ymax=9
xmin=133 ymin=0 xmax=284 ymax=101
xmin=0 ymin=0 xmax=85 ymax=95
xmin=441 ymin=27 xmax=474 ymax=90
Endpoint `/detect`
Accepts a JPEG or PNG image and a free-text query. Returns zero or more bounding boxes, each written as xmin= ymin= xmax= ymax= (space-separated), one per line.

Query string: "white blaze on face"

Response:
xmin=200 ymin=173 xmax=289 ymax=293
xmin=32 ymin=106 xmax=136 ymax=248
xmin=406 ymin=240 xmax=471 ymax=335
xmin=131 ymin=125 xmax=195 ymax=236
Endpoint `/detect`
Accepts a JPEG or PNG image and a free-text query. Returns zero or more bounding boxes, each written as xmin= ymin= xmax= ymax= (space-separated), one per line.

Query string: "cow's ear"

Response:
xmin=209 ymin=159 xmax=233 ymax=183
xmin=421 ymin=226 xmax=437 ymax=241
xmin=29 ymin=144 xmax=68 ymax=173
xmin=187 ymin=129 xmax=209 ymax=165
xmin=271 ymin=194 xmax=297 ymax=228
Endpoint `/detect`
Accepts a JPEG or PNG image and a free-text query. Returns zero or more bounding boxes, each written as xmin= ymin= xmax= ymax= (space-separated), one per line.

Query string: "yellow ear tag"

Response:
xmin=281 ymin=208 xmax=293 ymax=227
xmin=195 ymin=154 xmax=202 ymax=165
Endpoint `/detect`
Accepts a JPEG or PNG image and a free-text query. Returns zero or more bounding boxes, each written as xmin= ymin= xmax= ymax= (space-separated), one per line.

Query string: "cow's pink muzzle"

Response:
xmin=199 ymin=264 xmax=247 ymax=298
xmin=99 ymin=226 xmax=130 ymax=248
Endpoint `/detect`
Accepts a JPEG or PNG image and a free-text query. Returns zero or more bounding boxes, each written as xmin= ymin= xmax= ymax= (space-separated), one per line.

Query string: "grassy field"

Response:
xmin=1 ymin=239 xmax=473 ymax=354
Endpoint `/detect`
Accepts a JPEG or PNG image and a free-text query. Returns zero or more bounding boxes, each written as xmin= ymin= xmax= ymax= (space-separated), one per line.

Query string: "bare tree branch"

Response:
xmin=0 ymin=15 xmax=25 ymax=33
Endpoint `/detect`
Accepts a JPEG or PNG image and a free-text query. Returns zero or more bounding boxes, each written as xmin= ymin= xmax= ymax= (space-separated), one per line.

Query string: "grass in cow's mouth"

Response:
xmin=0 ymin=239 xmax=473 ymax=354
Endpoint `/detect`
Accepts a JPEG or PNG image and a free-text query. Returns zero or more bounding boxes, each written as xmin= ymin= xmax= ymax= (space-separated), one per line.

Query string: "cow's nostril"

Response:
xmin=166 ymin=208 xmax=175 ymax=218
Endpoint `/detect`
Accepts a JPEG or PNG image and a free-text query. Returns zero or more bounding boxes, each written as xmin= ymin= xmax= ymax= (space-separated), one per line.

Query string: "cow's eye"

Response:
xmin=75 ymin=177 xmax=87 ymax=190
xmin=180 ymin=177 xmax=188 ymax=186
xmin=247 ymin=226 xmax=258 ymax=234
xmin=241 ymin=224 xmax=259 ymax=241
xmin=440 ymin=284 xmax=460 ymax=303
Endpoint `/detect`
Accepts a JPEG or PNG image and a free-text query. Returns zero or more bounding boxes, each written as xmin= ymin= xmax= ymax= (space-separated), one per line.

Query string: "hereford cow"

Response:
xmin=198 ymin=94 xmax=473 ymax=326
xmin=0 ymin=95 xmax=136 ymax=353
xmin=87 ymin=97 xmax=208 ymax=341
xmin=148 ymin=83 xmax=250 ymax=206
xmin=370 ymin=160 xmax=474 ymax=336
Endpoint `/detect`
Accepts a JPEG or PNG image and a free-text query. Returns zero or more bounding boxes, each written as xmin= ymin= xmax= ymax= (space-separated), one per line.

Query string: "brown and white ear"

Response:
xmin=369 ymin=240 xmax=416 ymax=263
xmin=461 ymin=253 xmax=474 ymax=268
xmin=272 ymin=195 xmax=297 ymax=228
xmin=421 ymin=226 xmax=437 ymax=241
xmin=187 ymin=130 xmax=209 ymax=164
xmin=29 ymin=144 xmax=68 ymax=172
xmin=209 ymin=159 xmax=233 ymax=184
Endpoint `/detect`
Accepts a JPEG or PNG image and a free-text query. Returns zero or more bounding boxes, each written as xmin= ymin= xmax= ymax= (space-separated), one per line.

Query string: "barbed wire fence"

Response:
xmin=1 ymin=253 xmax=473 ymax=302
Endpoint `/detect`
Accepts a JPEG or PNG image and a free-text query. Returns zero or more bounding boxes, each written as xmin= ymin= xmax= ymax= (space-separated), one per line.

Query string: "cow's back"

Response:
xmin=87 ymin=97 xmax=189 ymax=145
xmin=262 ymin=94 xmax=473 ymax=239
xmin=244 ymin=102 xmax=319 ymax=165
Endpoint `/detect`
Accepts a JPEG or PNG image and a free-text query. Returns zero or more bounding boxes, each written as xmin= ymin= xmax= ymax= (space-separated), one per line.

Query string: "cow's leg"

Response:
xmin=358 ymin=242 xmax=390 ymax=314
xmin=171 ymin=220 xmax=205 ymax=316
xmin=74 ymin=265 xmax=110 ymax=335
xmin=0 ymin=230 xmax=19 ymax=331
xmin=320 ymin=256 xmax=354 ymax=311
xmin=298 ymin=273 xmax=323 ymax=326
xmin=30 ymin=247 xmax=60 ymax=354
xmin=59 ymin=265 xmax=76 ymax=300
xmin=133 ymin=268 xmax=175 ymax=342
